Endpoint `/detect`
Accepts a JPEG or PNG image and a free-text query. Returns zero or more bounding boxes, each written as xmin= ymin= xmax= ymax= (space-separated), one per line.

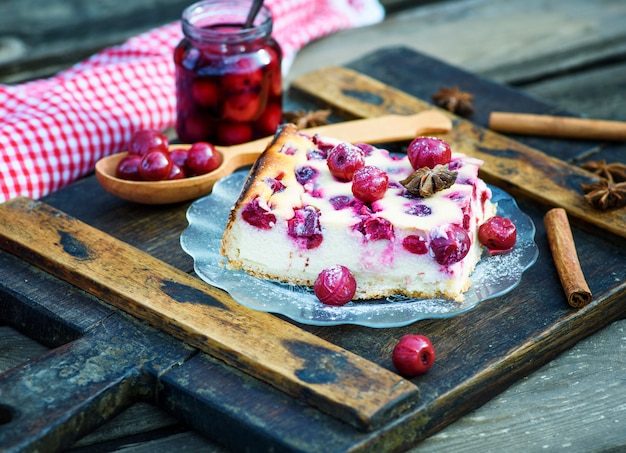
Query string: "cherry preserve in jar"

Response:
xmin=174 ymin=0 xmax=282 ymax=145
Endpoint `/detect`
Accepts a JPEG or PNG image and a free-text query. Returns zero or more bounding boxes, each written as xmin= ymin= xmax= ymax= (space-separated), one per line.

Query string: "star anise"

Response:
xmin=283 ymin=109 xmax=331 ymax=129
xmin=580 ymin=159 xmax=626 ymax=183
xmin=432 ymin=86 xmax=474 ymax=117
xmin=400 ymin=164 xmax=458 ymax=197
xmin=580 ymin=179 xmax=626 ymax=210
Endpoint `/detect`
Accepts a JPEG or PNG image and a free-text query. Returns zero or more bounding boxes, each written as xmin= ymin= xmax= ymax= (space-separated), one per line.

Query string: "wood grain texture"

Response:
xmin=2 ymin=1 xmax=626 ymax=444
xmin=286 ymin=0 xmax=626 ymax=87
xmin=6 ymin=53 xmax=621 ymax=450
xmin=0 ymin=326 xmax=48 ymax=372
xmin=0 ymin=197 xmax=419 ymax=433
xmin=0 ymin=312 xmax=193 ymax=452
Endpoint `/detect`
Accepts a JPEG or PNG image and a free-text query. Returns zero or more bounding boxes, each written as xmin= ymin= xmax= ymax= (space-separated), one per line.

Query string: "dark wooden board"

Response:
xmin=1 ymin=47 xmax=625 ymax=452
xmin=0 ymin=197 xmax=420 ymax=434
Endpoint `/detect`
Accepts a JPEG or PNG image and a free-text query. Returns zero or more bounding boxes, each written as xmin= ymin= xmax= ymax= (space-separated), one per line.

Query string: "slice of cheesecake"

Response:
xmin=221 ymin=123 xmax=496 ymax=302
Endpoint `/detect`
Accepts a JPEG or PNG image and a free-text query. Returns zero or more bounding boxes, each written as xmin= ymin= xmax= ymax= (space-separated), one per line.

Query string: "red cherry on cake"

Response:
xmin=327 ymin=143 xmax=365 ymax=181
xmin=186 ymin=142 xmax=222 ymax=176
xmin=128 ymin=129 xmax=169 ymax=157
xmin=352 ymin=166 xmax=388 ymax=203
xmin=430 ymin=224 xmax=471 ymax=265
xmin=241 ymin=197 xmax=276 ymax=230
xmin=407 ymin=136 xmax=452 ymax=169
xmin=392 ymin=334 xmax=435 ymax=377
xmin=314 ymin=265 xmax=357 ymax=306
xmin=479 ymin=215 xmax=517 ymax=252
xmin=138 ymin=150 xmax=173 ymax=181
xmin=402 ymin=235 xmax=428 ymax=254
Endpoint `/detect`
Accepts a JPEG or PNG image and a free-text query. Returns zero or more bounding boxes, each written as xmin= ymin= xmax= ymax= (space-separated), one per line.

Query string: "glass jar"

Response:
xmin=174 ymin=0 xmax=282 ymax=145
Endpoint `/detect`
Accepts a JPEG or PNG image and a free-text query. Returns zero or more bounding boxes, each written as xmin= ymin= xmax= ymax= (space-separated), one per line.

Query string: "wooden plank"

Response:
xmin=0 ymin=197 xmax=419 ymax=432
xmin=0 ymin=312 xmax=193 ymax=452
xmin=340 ymin=46 xmax=602 ymax=163
xmin=4 ymin=48 xmax=625 ymax=451
xmin=524 ymin=60 xmax=626 ymax=122
xmin=0 ymin=326 xmax=48 ymax=373
xmin=290 ymin=66 xmax=626 ymax=241
xmin=0 ymin=0 xmax=189 ymax=84
xmin=286 ymin=0 xmax=626 ymax=87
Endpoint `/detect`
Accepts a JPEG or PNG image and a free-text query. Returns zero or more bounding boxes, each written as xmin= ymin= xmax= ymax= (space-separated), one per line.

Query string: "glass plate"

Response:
xmin=181 ymin=170 xmax=538 ymax=327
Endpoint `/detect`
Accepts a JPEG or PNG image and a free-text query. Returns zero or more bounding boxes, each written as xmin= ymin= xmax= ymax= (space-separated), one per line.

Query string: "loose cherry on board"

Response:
xmin=392 ymin=334 xmax=436 ymax=377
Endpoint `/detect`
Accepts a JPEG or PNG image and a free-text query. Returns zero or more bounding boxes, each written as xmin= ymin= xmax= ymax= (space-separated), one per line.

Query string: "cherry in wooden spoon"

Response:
xmin=95 ymin=110 xmax=452 ymax=204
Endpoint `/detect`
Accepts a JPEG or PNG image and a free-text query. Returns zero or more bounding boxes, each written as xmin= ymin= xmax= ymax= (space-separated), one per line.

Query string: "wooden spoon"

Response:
xmin=95 ymin=109 xmax=452 ymax=204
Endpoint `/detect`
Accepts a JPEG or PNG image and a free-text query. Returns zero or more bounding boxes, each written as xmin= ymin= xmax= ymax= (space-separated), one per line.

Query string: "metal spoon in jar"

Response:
xmin=244 ymin=0 xmax=264 ymax=28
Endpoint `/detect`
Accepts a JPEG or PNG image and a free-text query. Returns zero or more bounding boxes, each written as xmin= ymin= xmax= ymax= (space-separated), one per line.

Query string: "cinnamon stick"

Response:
xmin=544 ymin=208 xmax=592 ymax=308
xmin=489 ymin=112 xmax=626 ymax=141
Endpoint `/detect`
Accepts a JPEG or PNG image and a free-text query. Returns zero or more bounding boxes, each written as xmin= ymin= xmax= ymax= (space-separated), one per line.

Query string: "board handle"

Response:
xmin=0 ymin=313 xmax=192 ymax=451
xmin=0 ymin=197 xmax=419 ymax=432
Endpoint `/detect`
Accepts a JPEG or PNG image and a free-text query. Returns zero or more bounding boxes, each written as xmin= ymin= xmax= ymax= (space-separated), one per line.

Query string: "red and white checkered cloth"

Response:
xmin=0 ymin=0 xmax=384 ymax=202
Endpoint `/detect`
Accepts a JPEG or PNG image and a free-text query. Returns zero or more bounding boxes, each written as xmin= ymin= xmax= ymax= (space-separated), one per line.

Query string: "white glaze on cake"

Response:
xmin=221 ymin=124 xmax=496 ymax=301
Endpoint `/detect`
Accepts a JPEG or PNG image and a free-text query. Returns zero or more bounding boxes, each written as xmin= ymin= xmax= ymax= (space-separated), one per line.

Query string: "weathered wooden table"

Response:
xmin=1 ymin=0 xmax=625 ymax=452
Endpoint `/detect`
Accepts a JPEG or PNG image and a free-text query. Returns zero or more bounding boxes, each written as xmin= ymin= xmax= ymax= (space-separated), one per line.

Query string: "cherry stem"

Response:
xmin=244 ymin=0 xmax=264 ymax=28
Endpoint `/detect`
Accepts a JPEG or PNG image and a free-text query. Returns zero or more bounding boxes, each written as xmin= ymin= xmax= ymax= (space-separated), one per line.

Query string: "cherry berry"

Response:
xmin=430 ymin=224 xmax=471 ymax=265
xmin=128 ymin=129 xmax=169 ymax=157
xmin=217 ymin=122 xmax=253 ymax=146
xmin=407 ymin=137 xmax=452 ymax=169
xmin=138 ymin=150 xmax=173 ymax=181
xmin=352 ymin=166 xmax=388 ymax=203
xmin=254 ymin=102 xmax=283 ymax=137
xmin=314 ymin=265 xmax=357 ymax=306
xmin=478 ymin=215 xmax=517 ymax=252
xmin=168 ymin=164 xmax=186 ymax=180
xmin=191 ymin=79 xmax=220 ymax=107
xmin=392 ymin=334 xmax=436 ymax=377
xmin=327 ymin=143 xmax=365 ymax=182
xmin=185 ymin=142 xmax=222 ymax=176
xmin=169 ymin=148 xmax=189 ymax=168
xmin=116 ymin=154 xmax=142 ymax=181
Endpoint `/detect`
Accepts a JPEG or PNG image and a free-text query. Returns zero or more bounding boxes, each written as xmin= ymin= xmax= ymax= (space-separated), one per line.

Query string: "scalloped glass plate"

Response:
xmin=181 ymin=170 xmax=538 ymax=327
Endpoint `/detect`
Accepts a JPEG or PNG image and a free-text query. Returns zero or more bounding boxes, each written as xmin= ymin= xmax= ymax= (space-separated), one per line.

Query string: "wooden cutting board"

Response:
xmin=1 ymin=47 xmax=625 ymax=452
